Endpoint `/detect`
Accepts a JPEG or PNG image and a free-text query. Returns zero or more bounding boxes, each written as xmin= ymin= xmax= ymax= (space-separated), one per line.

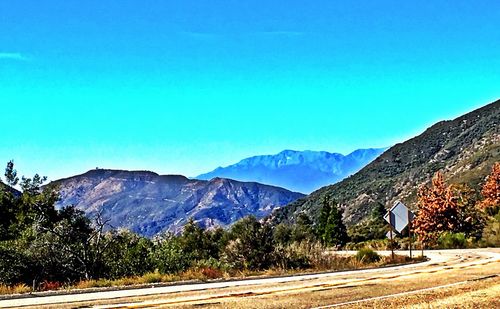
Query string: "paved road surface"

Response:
xmin=1 ymin=249 xmax=499 ymax=308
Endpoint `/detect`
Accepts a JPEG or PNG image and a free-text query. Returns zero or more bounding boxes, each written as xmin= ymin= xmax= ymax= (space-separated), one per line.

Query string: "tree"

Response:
xmin=0 ymin=161 xmax=19 ymax=240
xmin=316 ymin=195 xmax=348 ymax=247
xmin=413 ymin=171 xmax=485 ymax=244
xmin=11 ymin=175 xmax=59 ymax=236
xmin=178 ymin=218 xmax=215 ymax=262
xmin=273 ymin=223 xmax=292 ymax=246
xmin=348 ymin=202 xmax=387 ymax=243
xmin=0 ymin=241 xmax=31 ymax=285
xmin=479 ymin=162 xmax=499 ymax=213
xmin=413 ymin=172 xmax=458 ymax=243
xmin=454 ymin=184 xmax=485 ymax=239
xmin=222 ymin=216 xmax=274 ymax=270
xmin=27 ymin=205 xmax=100 ymax=282
xmin=4 ymin=160 xmax=19 ymax=187
xmin=103 ymin=230 xmax=154 ymax=278
xmin=153 ymin=233 xmax=190 ymax=274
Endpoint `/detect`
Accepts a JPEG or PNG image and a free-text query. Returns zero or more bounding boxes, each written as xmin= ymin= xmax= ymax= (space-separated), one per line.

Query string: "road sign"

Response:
xmin=384 ymin=201 xmax=414 ymax=233
xmin=386 ymin=231 xmax=395 ymax=240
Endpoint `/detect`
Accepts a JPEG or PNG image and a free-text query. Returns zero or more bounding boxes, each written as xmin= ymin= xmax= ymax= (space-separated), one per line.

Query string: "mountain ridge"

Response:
xmin=271 ymin=99 xmax=500 ymax=227
xmin=52 ymin=169 xmax=304 ymax=237
xmin=197 ymin=148 xmax=386 ymax=193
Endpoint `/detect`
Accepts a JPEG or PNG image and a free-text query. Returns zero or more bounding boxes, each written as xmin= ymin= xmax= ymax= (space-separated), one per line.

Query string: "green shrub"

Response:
xmin=140 ymin=271 xmax=163 ymax=284
xmin=273 ymin=242 xmax=311 ymax=270
xmin=153 ymin=236 xmax=190 ymax=274
xmin=437 ymin=232 xmax=467 ymax=249
xmin=0 ymin=242 xmax=31 ymax=285
xmin=479 ymin=217 xmax=500 ymax=247
xmin=355 ymin=248 xmax=380 ymax=263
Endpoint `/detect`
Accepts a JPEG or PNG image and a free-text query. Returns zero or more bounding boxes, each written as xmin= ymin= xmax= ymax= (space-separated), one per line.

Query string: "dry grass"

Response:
xmin=0 ymin=252 xmax=416 ymax=296
xmin=342 ymin=277 xmax=500 ymax=308
xmin=190 ymin=260 xmax=500 ymax=309
xmin=0 ymin=283 xmax=32 ymax=295
xmin=73 ymin=272 xmax=180 ymax=290
xmin=21 ymin=257 xmax=499 ymax=309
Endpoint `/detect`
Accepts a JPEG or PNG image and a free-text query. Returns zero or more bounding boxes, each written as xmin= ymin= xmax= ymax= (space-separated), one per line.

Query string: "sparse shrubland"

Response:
xmin=0 ymin=161 xmax=399 ymax=295
xmin=1 ymin=160 xmax=496 ymax=295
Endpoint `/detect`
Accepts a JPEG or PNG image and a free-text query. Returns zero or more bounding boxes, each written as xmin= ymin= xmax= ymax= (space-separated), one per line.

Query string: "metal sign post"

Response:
xmin=408 ymin=209 xmax=412 ymax=259
xmin=388 ymin=213 xmax=395 ymax=261
xmin=385 ymin=201 xmax=415 ymax=260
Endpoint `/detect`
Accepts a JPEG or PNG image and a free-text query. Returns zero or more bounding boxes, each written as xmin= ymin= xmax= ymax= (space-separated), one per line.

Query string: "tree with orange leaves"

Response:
xmin=413 ymin=172 xmax=459 ymax=243
xmin=413 ymin=171 xmax=485 ymax=243
xmin=479 ymin=162 xmax=500 ymax=212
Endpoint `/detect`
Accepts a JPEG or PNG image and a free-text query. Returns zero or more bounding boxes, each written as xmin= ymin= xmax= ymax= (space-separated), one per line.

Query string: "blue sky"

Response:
xmin=1 ymin=1 xmax=499 ymax=181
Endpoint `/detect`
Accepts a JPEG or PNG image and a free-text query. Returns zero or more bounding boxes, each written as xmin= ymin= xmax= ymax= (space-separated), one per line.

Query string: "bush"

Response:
xmin=437 ymin=232 xmax=467 ymax=249
xmin=222 ymin=217 xmax=274 ymax=270
xmin=200 ymin=267 xmax=223 ymax=279
xmin=40 ymin=281 xmax=61 ymax=291
xmin=0 ymin=242 xmax=31 ymax=285
xmin=293 ymin=241 xmax=350 ymax=270
xmin=273 ymin=242 xmax=311 ymax=270
xmin=12 ymin=283 xmax=31 ymax=294
xmin=139 ymin=271 xmax=164 ymax=284
xmin=103 ymin=231 xmax=154 ymax=279
xmin=153 ymin=236 xmax=190 ymax=274
xmin=355 ymin=248 xmax=380 ymax=263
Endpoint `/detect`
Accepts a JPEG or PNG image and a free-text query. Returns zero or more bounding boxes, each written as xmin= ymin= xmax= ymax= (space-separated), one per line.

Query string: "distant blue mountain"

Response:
xmin=196 ymin=148 xmax=387 ymax=194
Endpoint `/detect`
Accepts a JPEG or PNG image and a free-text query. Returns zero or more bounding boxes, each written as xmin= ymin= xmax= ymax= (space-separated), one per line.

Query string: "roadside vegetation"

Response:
xmin=0 ymin=161 xmax=496 ymax=295
xmin=347 ymin=162 xmax=500 ymax=250
xmin=0 ymin=161 xmax=412 ymax=295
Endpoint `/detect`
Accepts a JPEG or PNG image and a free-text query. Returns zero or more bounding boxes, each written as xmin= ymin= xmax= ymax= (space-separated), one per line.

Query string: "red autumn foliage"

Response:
xmin=479 ymin=162 xmax=500 ymax=210
xmin=413 ymin=172 xmax=460 ymax=243
xmin=413 ymin=170 xmax=487 ymax=244
xmin=40 ymin=280 xmax=61 ymax=291
xmin=200 ymin=267 xmax=223 ymax=279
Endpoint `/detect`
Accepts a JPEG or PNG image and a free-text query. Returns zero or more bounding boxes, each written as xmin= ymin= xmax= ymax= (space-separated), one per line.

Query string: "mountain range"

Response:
xmin=271 ymin=99 xmax=500 ymax=227
xmin=197 ymin=148 xmax=386 ymax=193
xmin=45 ymin=99 xmax=500 ymax=237
xmin=53 ymin=169 xmax=304 ymax=237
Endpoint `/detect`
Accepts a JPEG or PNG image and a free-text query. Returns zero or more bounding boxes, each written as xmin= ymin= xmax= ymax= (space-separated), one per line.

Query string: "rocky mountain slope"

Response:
xmin=53 ymin=169 xmax=304 ymax=237
xmin=272 ymin=100 xmax=500 ymax=227
xmin=197 ymin=148 xmax=386 ymax=193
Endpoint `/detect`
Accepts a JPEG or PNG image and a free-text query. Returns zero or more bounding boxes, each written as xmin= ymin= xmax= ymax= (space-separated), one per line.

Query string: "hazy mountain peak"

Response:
xmin=197 ymin=148 xmax=386 ymax=193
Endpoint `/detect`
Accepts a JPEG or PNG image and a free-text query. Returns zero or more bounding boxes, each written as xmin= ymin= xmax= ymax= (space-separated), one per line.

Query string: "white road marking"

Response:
xmin=0 ymin=249 xmax=498 ymax=308
xmin=311 ymin=280 xmax=470 ymax=308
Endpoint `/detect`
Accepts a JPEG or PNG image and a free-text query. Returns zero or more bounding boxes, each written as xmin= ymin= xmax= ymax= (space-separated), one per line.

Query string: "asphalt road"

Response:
xmin=1 ymin=249 xmax=499 ymax=308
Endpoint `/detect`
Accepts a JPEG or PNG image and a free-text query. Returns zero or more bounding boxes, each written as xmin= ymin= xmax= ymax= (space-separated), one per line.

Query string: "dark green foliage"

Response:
xmin=292 ymin=213 xmax=316 ymax=243
xmin=153 ymin=234 xmax=191 ymax=274
xmin=273 ymin=223 xmax=292 ymax=245
xmin=273 ymin=213 xmax=315 ymax=246
xmin=4 ymin=160 xmax=19 ymax=187
xmin=178 ymin=218 xmax=219 ymax=262
xmin=355 ymin=248 xmax=380 ymax=263
xmin=102 ymin=231 xmax=154 ymax=279
xmin=30 ymin=206 xmax=95 ymax=281
xmin=437 ymin=232 xmax=467 ymax=249
xmin=223 ymin=216 xmax=274 ymax=270
xmin=454 ymin=185 xmax=486 ymax=239
xmin=316 ymin=195 xmax=348 ymax=247
xmin=0 ymin=242 xmax=30 ymax=285
xmin=0 ymin=190 xmax=16 ymax=240
xmin=0 ymin=162 xmax=21 ymax=241
xmin=348 ymin=202 xmax=388 ymax=243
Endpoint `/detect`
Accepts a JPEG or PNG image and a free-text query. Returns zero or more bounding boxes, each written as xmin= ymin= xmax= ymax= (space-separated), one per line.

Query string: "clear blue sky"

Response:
xmin=1 ymin=1 xmax=499 ymax=181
